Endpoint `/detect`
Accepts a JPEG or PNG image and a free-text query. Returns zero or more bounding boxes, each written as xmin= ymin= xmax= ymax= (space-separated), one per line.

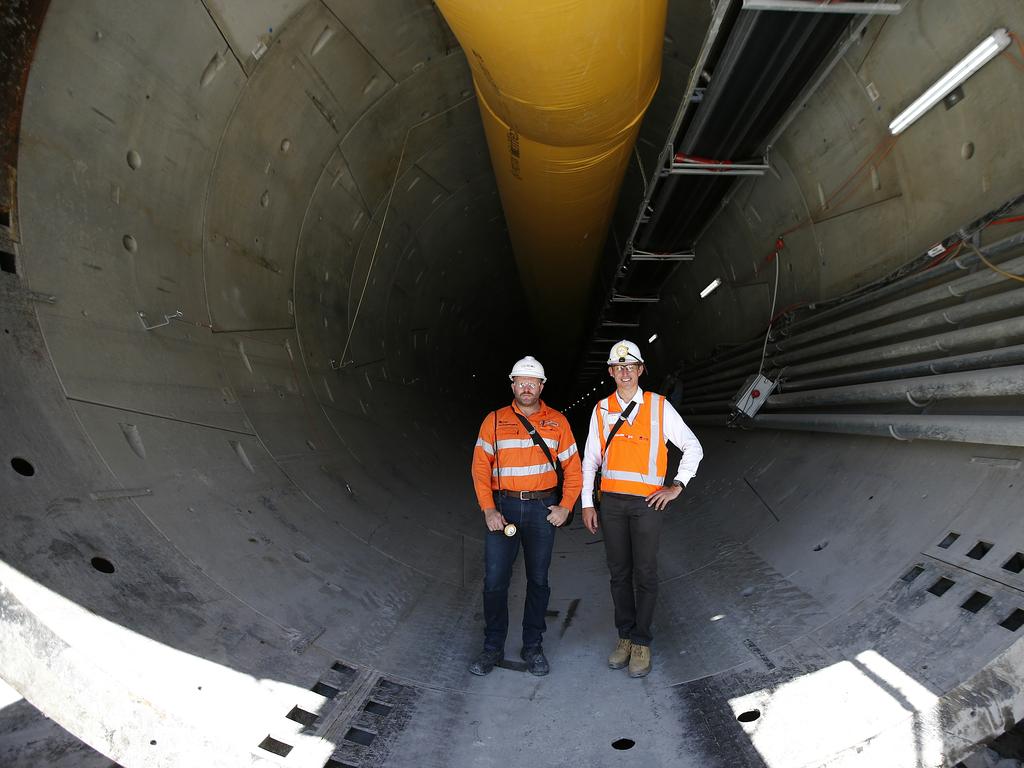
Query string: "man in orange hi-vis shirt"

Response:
xmin=469 ymin=355 xmax=582 ymax=677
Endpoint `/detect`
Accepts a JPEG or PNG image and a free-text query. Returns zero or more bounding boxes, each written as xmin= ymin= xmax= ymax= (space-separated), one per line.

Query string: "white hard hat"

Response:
xmin=509 ymin=355 xmax=547 ymax=382
xmin=607 ymin=340 xmax=644 ymax=365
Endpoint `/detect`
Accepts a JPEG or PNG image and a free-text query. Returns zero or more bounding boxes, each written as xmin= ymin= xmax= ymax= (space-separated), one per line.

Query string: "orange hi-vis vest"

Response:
xmin=598 ymin=391 xmax=667 ymax=497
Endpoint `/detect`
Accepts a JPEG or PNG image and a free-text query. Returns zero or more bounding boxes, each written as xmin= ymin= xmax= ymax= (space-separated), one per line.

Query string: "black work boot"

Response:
xmin=468 ymin=648 xmax=503 ymax=676
xmin=520 ymin=645 xmax=550 ymax=676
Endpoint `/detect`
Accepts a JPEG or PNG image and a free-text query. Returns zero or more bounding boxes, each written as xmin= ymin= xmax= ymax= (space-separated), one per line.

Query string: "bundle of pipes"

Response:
xmin=680 ymin=230 xmax=1024 ymax=448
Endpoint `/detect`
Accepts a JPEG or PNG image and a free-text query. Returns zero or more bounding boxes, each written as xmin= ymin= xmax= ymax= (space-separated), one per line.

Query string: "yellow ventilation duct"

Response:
xmin=435 ymin=0 xmax=668 ymax=358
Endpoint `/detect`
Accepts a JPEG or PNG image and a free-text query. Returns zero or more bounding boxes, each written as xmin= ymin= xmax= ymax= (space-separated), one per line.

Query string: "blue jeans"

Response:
xmin=483 ymin=494 xmax=557 ymax=652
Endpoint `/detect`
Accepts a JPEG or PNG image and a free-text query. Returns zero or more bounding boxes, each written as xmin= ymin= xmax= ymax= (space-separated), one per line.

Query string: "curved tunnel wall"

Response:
xmin=2 ymin=2 xmax=1024 ymax=767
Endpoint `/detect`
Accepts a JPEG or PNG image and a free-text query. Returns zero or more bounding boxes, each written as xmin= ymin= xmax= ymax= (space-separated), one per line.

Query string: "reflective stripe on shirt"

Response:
xmin=495 ymin=437 xmax=558 ymax=451
xmin=491 ymin=462 xmax=554 ymax=478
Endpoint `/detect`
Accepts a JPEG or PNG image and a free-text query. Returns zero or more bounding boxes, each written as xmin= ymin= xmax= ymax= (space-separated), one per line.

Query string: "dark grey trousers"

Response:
xmin=599 ymin=491 xmax=665 ymax=646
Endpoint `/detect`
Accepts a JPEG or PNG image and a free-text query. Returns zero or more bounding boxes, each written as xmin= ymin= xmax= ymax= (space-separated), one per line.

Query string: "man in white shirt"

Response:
xmin=580 ymin=340 xmax=703 ymax=677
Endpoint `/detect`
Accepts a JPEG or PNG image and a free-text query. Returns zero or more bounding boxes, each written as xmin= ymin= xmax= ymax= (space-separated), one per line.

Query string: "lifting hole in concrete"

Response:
xmin=967 ymin=541 xmax=993 ymax=560
xmin=0 ymin=251 xmax=16 ymax=274
xmin=961 ymin=591 xmax=992 ymax=613
xmin=126 ymin=150 xmax=141 ymax=169
xmin=999 ymin=609 xmax=1024 ymax=632
xmin=737 ymin=710 xmax=761 ymax=723
xmin=312 ymin=681 xmax=340 ymax=699
xmin=149 ymin=740 xmax=156 ymax=746
xmin=10 ymin=457 xmax=35 ymax=476
xmin=258 ymin=736 xmax=293 ymax=757
xmin=122 ymin=234 xmax=137 ymax=253
xmin=901 ymin=565 xmax=925 ymax=583
xmin=928 ymin=577 xmax=955 ymax=597
xmin=961 ymin=142 xmax=975 ymax=160
xmin=91 ymin=557 xmax=115 ymax=574
xmin=1002 ymin=553 xmax=1024 ymax=574
xmin=938 ymin=532 xmax=960 ymax=549
xmin=344 ymin=727 xmax=375 ymax=747
xmin=286 ymin=706 xmax=318 ymax=728
xmin=611 ymin=738 xmax=635 ymax=750
xmin=363 ymin=700 xmax=392 ymax=716
xmin=813 ymin=540 xmax=828 ymax=552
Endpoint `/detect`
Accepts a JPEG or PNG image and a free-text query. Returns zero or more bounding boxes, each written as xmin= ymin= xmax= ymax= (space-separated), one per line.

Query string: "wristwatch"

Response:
xmin=672 ymin=480 xmax=685 ymax=489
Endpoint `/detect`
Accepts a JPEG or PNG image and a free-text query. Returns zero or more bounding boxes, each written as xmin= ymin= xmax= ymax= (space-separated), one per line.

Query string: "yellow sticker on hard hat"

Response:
xmin=616 ymin=344 xmax=629 ymax=358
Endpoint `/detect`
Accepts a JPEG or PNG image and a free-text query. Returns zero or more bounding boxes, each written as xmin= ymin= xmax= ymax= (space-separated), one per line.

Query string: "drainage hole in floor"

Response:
xmin=11 ymin=457 xmax=35 ymax=476
xmin=91 ymin=557 xmax=115 ymax=574
xmin=612 ymin=738 xmax=635 ymax=750
xmin=344 ymin=727 xmax=375 ymax=747
xmin=737 ymin=710 xmax=761 ymax=723
xmin=364 ymin=700 xmax=393 ymax=716
xmin=258 ymin=736 xmax=292 ymax=757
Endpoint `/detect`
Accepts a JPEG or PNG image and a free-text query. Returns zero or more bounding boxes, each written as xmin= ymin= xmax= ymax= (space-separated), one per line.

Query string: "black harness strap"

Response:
xmin=602 ymin=400 xmax=637 ymax=453
xmin=512 ymin=411 xmax=559 ymax=475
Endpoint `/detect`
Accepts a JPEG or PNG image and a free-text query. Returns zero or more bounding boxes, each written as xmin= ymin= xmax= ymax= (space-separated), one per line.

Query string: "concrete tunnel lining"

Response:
xmin=3 ymin=1 xmax=1024 ymax=767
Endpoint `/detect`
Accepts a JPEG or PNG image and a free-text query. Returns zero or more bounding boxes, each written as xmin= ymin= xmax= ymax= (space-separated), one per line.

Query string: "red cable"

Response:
xmin=673 ymin=153 xmax=735 ymax=166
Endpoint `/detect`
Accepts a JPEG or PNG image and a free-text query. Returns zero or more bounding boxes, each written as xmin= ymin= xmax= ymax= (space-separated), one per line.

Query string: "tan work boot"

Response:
xmin=628 ymin=644 xmax=651 ymax=678
xmin=608 ymin=638 xmax=632 ymax=669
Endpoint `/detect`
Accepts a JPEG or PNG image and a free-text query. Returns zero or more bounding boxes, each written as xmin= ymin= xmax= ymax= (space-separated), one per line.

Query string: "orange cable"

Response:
xmin=1006 ymin=32 xmax=1024 ymax=72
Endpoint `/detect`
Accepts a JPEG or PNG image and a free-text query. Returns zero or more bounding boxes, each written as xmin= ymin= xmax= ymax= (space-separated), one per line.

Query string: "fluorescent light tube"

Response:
xmin=648 ymin=333 xmax=658 ymax=343
xmin=889 ymin=29 xmax=1011 ymax=135
xmin=700 ymin=278 xmax=722 ymax=299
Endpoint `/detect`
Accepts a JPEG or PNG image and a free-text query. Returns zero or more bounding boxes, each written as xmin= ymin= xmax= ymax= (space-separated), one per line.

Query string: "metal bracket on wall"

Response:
xmin=630 ymin=250 xmax=696 ymax=262
xmin=27 ymin=290 xmax=56 ymax=304
xmin=611 ymin=294 xmax=660 ymax=303
xmin=138 ymin=309 xmax=183 ymax=331
xmin=741 ymin=0 xmax=902 ymax=13
xmin=665 ymin=155 xmax=770 ymax=176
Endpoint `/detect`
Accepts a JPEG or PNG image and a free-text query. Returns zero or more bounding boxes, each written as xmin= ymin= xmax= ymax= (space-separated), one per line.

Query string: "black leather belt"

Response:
xmin=496 ymin=488 xmax=558 ymax=500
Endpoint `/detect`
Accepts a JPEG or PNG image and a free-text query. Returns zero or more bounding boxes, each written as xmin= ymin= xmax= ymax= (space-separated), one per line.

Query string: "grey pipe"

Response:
xmin=685 ymin=284 xmax=1024 ymax=390
xmin=776 ymin=253 xmax=1024 ymax=350
xmin=782 ymin=229 xmax=1024 ymax=336
xmin=684 ymin=251 xmax=1021 ymax=380
xmin=773 ymin=284 xmax=1024 ymax=367
xmin=765 ymin=365 xmax=1024 ymax=408
xmin=683 ymin=400 xmax=732 ymax=414
xmin=780 ymin=343 xmax=1024 ymax=392
xmin=750 ymin=413 xmax=1024 ymax=447
xmin=781 ymin=315 xmax=1024 ymax=379
xmin=684 ymin=230 xmax=1024 ymax=381
xmin=686 ymin=378 xmax=749 ymax=399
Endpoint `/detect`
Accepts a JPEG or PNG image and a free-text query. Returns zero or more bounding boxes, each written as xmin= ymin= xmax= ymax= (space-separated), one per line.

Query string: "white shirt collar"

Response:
xmin=613 ymin=388 xmax=644 ymax=422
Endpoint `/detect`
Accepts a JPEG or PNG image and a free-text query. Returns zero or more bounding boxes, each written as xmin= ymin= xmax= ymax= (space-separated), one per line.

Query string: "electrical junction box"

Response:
xmin=730 ymin=373 xmax=777 ymax=419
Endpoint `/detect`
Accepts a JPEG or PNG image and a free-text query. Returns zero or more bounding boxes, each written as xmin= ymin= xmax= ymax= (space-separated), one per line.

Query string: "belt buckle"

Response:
xmin=518 ymin=490 xmax=529 ymax=500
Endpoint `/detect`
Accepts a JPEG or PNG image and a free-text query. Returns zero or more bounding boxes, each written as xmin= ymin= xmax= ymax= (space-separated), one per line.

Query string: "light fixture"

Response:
xmin=700 ymin=278 xmax=722 ymax=299
xmin=648 ymin=333 xmax=658 ymax=343
xmin=889 ymin=29 xmax=1011 ymax=135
